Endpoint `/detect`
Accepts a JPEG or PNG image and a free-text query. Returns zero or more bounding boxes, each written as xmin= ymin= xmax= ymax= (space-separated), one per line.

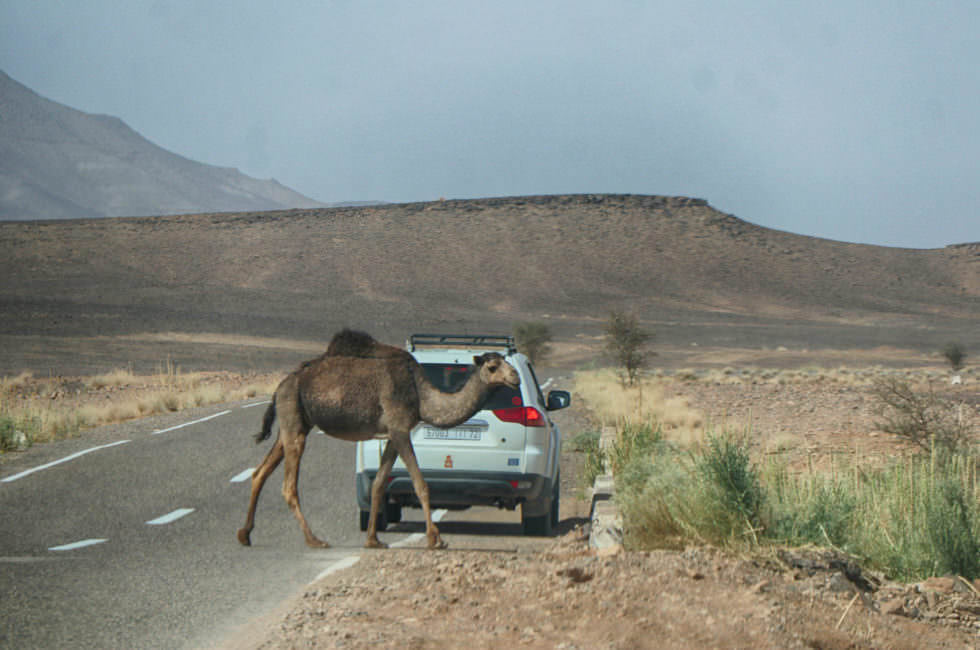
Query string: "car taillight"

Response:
xmin=492 ymin=406 xmax=545 ymax=427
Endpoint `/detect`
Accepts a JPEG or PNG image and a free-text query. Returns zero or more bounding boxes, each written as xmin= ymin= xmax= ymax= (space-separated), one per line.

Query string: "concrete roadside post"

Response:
xmin=589 ymin=426 xmax=623 ymax=552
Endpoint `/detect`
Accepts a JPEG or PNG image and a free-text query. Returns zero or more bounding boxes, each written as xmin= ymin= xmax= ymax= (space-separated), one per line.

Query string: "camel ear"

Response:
xmin=473 ymin=355 xmax=485 ymax=366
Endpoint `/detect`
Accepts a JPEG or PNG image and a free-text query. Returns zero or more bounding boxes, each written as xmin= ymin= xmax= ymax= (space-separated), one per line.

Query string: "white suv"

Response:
xmin=355 ymin=334 xmax=571 ymax=536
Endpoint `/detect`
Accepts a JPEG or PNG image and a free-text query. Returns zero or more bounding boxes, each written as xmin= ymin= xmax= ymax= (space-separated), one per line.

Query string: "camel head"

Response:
xmin=473 ymin=352 xmax=521 ymax=389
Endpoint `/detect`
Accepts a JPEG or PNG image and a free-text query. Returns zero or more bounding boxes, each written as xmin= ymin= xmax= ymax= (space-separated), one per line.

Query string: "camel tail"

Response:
xmin=255 ymin=396 xmax=277 ymax=444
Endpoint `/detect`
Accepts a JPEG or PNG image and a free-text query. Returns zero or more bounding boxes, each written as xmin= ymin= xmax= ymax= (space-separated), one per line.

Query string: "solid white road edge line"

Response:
xmin=49 ymin=538 xmax=108 ymax=552
xmin=1 ymin=439 xmax=131 ymax=483
xmin=390 ymin=509 xmax=448 ymax=548
xmin=242 ymin=400 xmax=271 ymax=409
xmin=146 ymin=508 xmax=195 ymax=525
xmin=152 ymin=409 xmax=232 ymax=435
xmin=308 ymin=509 xmax=449 ymax=585
xmin=312 ymin=555 xmax=361 ymax=584
xmin=230 ymin=468 xmax=255 ymax=483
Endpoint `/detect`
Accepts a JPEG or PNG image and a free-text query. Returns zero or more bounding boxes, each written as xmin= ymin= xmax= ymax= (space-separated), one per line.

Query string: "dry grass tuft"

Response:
xmin=1 ymin=368 xmax=282 ymax=449
xmin=85 ymin=368 xmax=137 ymax=390
xmin=1 ymin=371 xmax=36 ymax=393
xmin=573 ymin=368 xmax=706 ymax=447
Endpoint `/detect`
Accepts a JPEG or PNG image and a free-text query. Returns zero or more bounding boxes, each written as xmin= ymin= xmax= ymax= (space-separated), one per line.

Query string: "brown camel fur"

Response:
xmin=236 ymin=329 xmax=521 ymax=550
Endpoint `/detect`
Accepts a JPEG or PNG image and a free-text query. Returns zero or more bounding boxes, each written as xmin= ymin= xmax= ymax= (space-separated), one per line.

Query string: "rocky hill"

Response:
xmin=1 ymin=194 xmax=976 ymax=374
xmin=0 ymin=70 xmax=323 ymax=220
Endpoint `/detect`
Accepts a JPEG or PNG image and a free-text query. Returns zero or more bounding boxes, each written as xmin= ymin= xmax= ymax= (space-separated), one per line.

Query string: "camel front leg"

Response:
xmin=281 ymin=431 xmax=329 ymax=548
xmin=391 ymin=436 xmax=447 ymax=550
xmin=237 ymin=436 xmax=284 ymax=546
xmin=365 ymin=440 xmax=399 ymax=548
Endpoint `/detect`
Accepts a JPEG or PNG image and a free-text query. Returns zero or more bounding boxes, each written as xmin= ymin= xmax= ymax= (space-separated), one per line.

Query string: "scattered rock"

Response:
xmin=881 ymin=597 xmax=906 ymax=616
xmin=556 ymin=566 xmax=593 ymax=584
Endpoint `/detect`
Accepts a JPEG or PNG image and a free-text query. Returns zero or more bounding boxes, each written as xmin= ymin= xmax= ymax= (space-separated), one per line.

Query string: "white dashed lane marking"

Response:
xmin=230 ymin=468 xmax=255 ymax=483
xmin=146 ymin=508 xmax=195 ymax=525
xmin=48 ymin=538 xmax=108 ymax=552
xmin=151 ymin=410 xmax=232 ymax=435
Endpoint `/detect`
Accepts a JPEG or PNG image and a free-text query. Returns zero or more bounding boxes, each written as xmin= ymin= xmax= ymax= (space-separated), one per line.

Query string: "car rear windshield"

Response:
xmin=420 ymin=363 xmax=521 ymax=411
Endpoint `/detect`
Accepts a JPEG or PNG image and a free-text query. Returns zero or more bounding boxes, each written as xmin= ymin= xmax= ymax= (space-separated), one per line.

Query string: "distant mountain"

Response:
xmin=0 ymin=70 xmax=324 ymax=220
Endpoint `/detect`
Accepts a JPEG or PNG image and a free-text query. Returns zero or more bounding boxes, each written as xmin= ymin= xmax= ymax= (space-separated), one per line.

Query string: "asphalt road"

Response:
xmin=0 ymin=401 xmax=476 ymax=649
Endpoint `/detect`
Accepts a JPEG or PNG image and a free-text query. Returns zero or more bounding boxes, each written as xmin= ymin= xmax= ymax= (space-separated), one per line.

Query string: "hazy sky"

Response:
xmin=2 ymin=2 xmax=978 ymax=248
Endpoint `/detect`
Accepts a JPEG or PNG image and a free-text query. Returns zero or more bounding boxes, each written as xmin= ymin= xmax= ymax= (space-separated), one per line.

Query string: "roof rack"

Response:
xmin=408 ymin=333 xmax=517 ymax=354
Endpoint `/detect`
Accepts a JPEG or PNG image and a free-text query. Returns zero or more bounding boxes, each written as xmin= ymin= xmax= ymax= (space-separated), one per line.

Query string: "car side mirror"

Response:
xmin=546 ymin=390 xmax=571 ymax=411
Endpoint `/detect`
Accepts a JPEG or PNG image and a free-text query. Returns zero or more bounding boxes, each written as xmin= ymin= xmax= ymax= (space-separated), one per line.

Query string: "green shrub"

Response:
xmin=570 ymin=430 xmax=605 ymax=487
xmin=617 ymin=428 xmax=764 ymax=549
xmin=693 ymin=432 xmax=765 ymax=544
xmin=925 ymin=479 xmax=980 ymax=578
xmin=609 ymin=413 xmax=980 ymax=580
xmin=0 ymin=411 xmax=36 ymax=451
xmin=0 ymin=413 xmax=18 ymax=451
xmin=766 ymin=466 xmax=856 ymax=548
xmin=608 ymin=419 xmax=662 ymax=477
xmin=618 ymin=451 xmax=697 ymax=549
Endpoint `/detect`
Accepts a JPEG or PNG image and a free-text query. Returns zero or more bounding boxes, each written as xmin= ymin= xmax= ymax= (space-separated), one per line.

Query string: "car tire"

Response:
xmin=522 ymin=510 xmax=552 ymax=536
xmin=385 ymin=502 xmax=402 ymax=524
xmin=549 ymin=472 xmax=560 ymax=529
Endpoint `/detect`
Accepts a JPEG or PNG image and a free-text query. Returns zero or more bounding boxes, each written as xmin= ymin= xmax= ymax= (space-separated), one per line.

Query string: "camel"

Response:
xmin=236 ymin=329 xmax=520 ymax=550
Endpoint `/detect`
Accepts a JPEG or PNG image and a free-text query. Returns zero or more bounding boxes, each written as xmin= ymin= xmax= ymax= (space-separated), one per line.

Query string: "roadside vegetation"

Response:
xmin=942 ymin=342 xmax=967 ymax=373
xmin=603 ymin=311 xmax=653 ymax=386
xmin=514 ymin=321 xmax=553 ymax=365
xmin=1 ymin=365 xmax=279 ymax=452
xmin=573 ymin=366 xmax=980 ymax=582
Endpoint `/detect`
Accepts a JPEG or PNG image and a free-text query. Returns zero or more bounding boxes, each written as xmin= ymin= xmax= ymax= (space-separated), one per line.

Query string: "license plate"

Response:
xmin=423 ymin=427 xmax=482 ymax=441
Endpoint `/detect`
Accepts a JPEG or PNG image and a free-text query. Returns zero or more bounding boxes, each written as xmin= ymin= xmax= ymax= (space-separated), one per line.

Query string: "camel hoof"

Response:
xmin=364 ymin=538 xmax=389 ymax=549
xmin=305 ymin=538 xmax=331 ymax=549
xmin=428 ymin=538 xmax=448 ymax=550
xmin=237 ymin=529 xmax=252 ymax=546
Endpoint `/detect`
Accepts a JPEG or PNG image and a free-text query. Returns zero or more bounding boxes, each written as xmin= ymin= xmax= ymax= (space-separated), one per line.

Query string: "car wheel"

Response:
xmin=385 ymin=502 xmax=402 ymax=524
xmin=522 ymin=511 xmax=551 ymax=536
xmin=549 ymin=472 xmax=560 ymax=528
xmin=522 ymin=494 xmax=553 ymax=537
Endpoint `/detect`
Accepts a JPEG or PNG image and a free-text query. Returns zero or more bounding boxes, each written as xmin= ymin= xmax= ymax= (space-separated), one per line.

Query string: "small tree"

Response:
xmin=871 ymin=377 xmax=972 ymax=454
xmin=604 ymin=311 xmax=653 ymax=386
xmin=942 ymin=342 xmax=966 ymax=372
xmin=514 ymin=322 xmax=553 ymax=365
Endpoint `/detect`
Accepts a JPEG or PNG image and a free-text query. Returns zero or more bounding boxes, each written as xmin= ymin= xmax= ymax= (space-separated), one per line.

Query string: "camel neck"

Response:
xmin=415 ymin=367 xmax=491 ymax=428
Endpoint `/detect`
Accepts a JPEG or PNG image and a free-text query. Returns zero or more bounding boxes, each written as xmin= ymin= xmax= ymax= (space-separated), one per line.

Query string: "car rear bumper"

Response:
xmin=356 ymin=469 xmax=552 ymax=512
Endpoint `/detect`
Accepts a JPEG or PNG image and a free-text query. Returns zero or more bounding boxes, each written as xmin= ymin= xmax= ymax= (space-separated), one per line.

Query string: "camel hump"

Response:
xmin=326 ymin=329 xmax=378 ymax=357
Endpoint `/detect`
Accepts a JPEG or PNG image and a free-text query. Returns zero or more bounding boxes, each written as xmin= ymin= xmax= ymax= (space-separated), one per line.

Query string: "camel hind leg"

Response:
xmin=237 ymin=434 xmax=285 ymax=546
xmin=281 ymin=428 xmax=329 ymax=548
